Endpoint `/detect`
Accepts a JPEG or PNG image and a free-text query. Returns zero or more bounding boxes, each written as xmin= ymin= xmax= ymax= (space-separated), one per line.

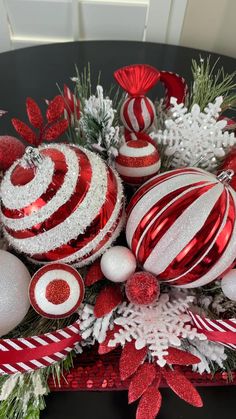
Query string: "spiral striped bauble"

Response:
xmin=115 ymin=139 xmax=160 ymax=185
xmin=121 ymin=96 xmax=155 ymax=132
xmin=0 ymin=144 xmax=124 ymax=266
xmin=126 ymin=167 xmax=236 ymax=288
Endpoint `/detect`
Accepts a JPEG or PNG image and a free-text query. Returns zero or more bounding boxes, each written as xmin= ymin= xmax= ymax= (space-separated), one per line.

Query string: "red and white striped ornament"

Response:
xmin=0 ymin=144 xmax=124 ymax=266
xmin=189 ymin=311 xmax=236 ymax=350
xmin=0 ymin=319 xmax=81 ymax=375
xmin=120 ymin=96 xmax=156 ymax=132
xmin=114 ymin=64 xmax=160 ymax=133
xmin=124 ymin=131 xmax=158 ymax=149
xmin=126 ymin=167 xmax=236 ymax=288
xmin=29 ymin=263 xmax=84 ymax=318
xmin=115 ymin=140 xmax=160 ymax=185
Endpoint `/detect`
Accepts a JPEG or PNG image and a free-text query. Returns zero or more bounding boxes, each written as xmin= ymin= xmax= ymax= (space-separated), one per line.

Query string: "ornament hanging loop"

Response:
xmin=23 ymin=146 xmax=43 ymax=167
xmin=217 ymin=169 xmax=234 ymax=185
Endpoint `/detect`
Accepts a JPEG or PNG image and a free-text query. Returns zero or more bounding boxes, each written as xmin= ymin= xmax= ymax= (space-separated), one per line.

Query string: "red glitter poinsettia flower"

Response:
xmin=12 ymin=96 xmax=69 ymax=146
xmin=98 ymin=338 xmax=203 ymax=419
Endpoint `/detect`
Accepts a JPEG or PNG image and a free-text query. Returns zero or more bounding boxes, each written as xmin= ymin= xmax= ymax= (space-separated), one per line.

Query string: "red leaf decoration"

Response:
xmin=162 ymin=368 xmax=203 ymax=407
xmin=119 ymin=340 xmax=147 ymax=381
xmin=26 ymin=98 xmax=44 ymax=129
xmin=128 ymin=363 xmax=156 ymax=403
xmin=85 ymin=260 xmax=104 ymax=286
xmin=11 ymin=118 xmax=37 ymax=145
xmin=114 ymin=64 xmax=160 ymax=96
xmin=64 ymin=85 xmax=80 ymax=119
xmin=43 ymin=119 xmax=69 ymax=141
xmin=136 ymin=386 xmax=162 ymax=419
xmin=94 ymin=284 xmax=122 ymax=318
xmin=46 ymin=95 xmax=65 ymax=123
xmin=98 ymin=324 xmax=122 ymax=355
xmin=160 ymin=71 xmax=188 ymax=109
xmin=164 ymin=347 xmax=200 ymax=365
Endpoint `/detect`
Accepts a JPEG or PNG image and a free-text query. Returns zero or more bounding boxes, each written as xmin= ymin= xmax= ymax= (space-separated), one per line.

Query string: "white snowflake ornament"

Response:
xmin=109 ymin=294 xmax=206 ymax=367
xmin=152 ymin=96 xmax=236 ymax=171
xmin=78 ymin=304 xmax=114 ymax=344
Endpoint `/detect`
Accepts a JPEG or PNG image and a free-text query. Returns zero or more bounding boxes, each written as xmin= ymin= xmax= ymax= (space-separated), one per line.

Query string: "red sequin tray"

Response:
xmin=48 ymin=347 xmax=236 ymax=391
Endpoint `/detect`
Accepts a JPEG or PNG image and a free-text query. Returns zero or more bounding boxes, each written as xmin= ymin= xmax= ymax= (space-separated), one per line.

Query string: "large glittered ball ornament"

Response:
xmin=0 ymin=136 xmax=25 ymax=172
xmin=1 ymin=144 xmax=124 ymax=266
xmin=100 ymin=245 xmax=136 ymax=282
xmin=221 ymin=268 xmax=236 ymax=301
xmin=125 ymin=271 xmax=160 ymax=305
xmin=126 ymin=167 xmax=236 ymax=288
xmin=0 ymin=250 xmax=31 ymax=336
xmin=114 ymin=64 xmax=160 ymax=133
xmin=29 ymin=263 xmax=84 ymax=318
xmin=115 ymin=140 xmax=160 ymax=185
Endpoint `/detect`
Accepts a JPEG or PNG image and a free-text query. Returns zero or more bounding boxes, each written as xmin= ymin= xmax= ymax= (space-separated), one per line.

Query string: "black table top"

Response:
xmin=0 ymin=41 xmax=236 ymax=419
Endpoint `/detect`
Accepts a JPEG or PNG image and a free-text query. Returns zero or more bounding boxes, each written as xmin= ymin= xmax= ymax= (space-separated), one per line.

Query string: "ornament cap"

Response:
xmin=217 ymin=169 xmax=234 ymax=185
xmin=24 ymin=146 xmax=43 ymax=167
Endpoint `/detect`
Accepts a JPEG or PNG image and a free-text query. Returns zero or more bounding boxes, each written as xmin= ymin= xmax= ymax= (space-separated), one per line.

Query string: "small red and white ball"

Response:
xmin=29 ymin=263 xmax=84 ymax=318
xmin=100 ymin=246 xmax=136 ymax=283
xmin=221 ymin=268 xmax=236 ymax=301
xmin=121 ymin=96 xmax=156 ymax=132
xmin=0 ymin=144 xmax=124 ymax=266
xmin=0 ymin=250 xmax=31 ymax=336
xmin=125 ymin=271 xmax=160 ymax=305
xmin=115 ymin=140 xmax=160 ymax=185
xmin=126 ymin=167 xmax=236 ymax=288
xmin=124 ymin=131 xmax=157 ymax=149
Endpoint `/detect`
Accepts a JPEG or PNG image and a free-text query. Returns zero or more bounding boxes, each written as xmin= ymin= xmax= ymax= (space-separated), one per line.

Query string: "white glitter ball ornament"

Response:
xmin=221 ymin=268 xmax=236 ymax=301
xmin=0 ymin=250 xmax=31 ymax=336
xmin=0 ymin=144 xmax=124 ymax=266
xmin=115 ymin=139 xmax=161 ymax=185
xmin=100 ymin=246 xmax=137 ymax=282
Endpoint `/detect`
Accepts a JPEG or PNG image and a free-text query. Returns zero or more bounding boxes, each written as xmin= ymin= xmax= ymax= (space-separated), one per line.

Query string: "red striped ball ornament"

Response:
xmin=1 ymin=144 xmax=124 ymax=266
xmin=121 ymin=96 xmax=156 ymax=132
xmin=29 ymin=263 xmax=84 ymax=318
xmin=115 ymin=140 xmax=161 ymax=185
xmin=126 ymin=167 xmax=236 ymax=288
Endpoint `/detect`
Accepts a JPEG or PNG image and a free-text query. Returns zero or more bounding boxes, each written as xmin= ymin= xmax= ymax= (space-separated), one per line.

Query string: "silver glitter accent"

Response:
xmin=1 ymin=156 xmax=54 ymax=210
xmin=4 ymin=146 xmax=109 ymax=254
xmin=1 ymin=146 xmax=79 ymax=231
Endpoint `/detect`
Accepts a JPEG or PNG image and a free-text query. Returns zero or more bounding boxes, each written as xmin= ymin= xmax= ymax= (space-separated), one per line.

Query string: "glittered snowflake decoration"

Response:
xmin=152 ymin=96 xmax=236 ymax=171
xmin=109 ymin=294 xmax=206 ymax=367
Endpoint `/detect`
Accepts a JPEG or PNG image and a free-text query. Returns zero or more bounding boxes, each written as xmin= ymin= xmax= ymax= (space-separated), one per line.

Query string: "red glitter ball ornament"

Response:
xmin=0 ymin=136 xmax=25 ymax=172
xmin=125 ymin=272 xmax=160 ymax=305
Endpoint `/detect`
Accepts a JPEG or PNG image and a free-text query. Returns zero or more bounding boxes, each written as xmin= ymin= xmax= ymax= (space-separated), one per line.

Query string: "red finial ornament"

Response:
xmin=114 ymin=64 xmax=160 ymax=133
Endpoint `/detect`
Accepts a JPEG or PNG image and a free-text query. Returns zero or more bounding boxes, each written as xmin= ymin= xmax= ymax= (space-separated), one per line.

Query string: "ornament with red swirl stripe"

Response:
xmin=126 ymin=167 xmax=236 ymax=288
xmin=29 ymin=263 xmax=84 ymax=318
xmin=0 ymin=144 xmax=124 ymax=266
xmin=114 ymin=64 xmax=160 ymax=132
xmin=115 ymin=139 xmax=160 ymax=185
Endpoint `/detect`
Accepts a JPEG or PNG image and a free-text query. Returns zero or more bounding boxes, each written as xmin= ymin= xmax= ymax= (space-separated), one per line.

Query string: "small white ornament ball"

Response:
xmin=221 ymin=268 xmax=236 ymax=301
xmin=100 ymin=246 xmax=136 ymax=283
xmin=0 ymin=250 xmax=31 ymax=336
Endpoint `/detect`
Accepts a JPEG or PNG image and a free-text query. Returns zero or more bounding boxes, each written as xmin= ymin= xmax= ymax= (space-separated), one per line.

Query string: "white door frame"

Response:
xmin=145 ymin=0 xmax=188 ymax=45
xmin=0 ymin=0 xmax=11 ymax=52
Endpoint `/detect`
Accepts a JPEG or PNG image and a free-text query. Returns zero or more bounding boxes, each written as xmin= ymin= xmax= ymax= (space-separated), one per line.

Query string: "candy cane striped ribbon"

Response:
xmin=0 ymin=320 xmax=81 ymax=375
xmin=189 ymin=311 xmax=236 ymax=350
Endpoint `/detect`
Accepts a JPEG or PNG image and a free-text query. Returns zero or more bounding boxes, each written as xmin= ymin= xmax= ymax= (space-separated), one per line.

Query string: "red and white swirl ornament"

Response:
xmin=115 ymin=139 xmax=160 ymax=185
xmin=114 ymin=64 xmax=160 ymax=133
xmin=29 ymin=263 xmax=84 ymax=318
xmin=126 ymin=167 xmax=236 ymax=288
xmin=0 ymin=144 xmax=124 ymax=266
